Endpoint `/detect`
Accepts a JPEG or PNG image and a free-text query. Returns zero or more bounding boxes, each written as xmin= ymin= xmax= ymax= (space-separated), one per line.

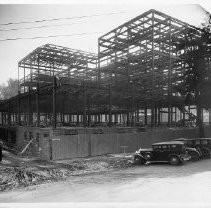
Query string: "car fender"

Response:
xmin=168 ymin=154 xmax=182 ymax=161
xmin=189 ymin=150 xmax=201 ymax=157
xmin=134 ymin=153 xmax=147 ymax=161
xmin=195 ymin=147 xmax=203 ymax=156
xmin=142 ymin=152 xmax=153 ymax=160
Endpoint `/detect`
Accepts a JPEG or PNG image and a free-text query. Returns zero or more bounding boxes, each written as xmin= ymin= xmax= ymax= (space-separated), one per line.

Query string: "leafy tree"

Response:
xmin=0 ymin=78 xmax=19 ymax=100
xmin=177 ymin=20 xmax=211 ymax=136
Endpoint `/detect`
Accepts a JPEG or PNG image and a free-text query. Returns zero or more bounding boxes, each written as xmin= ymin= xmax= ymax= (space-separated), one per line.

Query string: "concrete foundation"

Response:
xmin=1 ymin=125 xmax=210 ymax=160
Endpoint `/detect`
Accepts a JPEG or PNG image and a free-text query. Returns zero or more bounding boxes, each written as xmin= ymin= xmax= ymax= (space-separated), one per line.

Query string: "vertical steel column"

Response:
xmin=105 ymin=114 xmax=107 ymax=123
xmin=108 ymin=84 xmax=112 ymax=127
xmin=87 ymin=95 xmax=91 ymax=126
xmin=131 ymin=82 xmax=135 ymax=126
xmin=1 ymin=112 xmax=4 ymax=125
xmin=98 ymin=104 xmax=100 ymax=123
xmin=145 ymin=107 xmax=148 ymax=125
xmin=23 ymin=64 xmax=26 ymax=93
xmin=158 ymin=107 xmax=161 ymax=125
xmin=77 ymin=114 xmax=79 ymax=125
xmin=29 ymin=62 xmax=33 ymax=126
xmin=158 ymin=23 xmax=162 ymax=127
xmin=136 ymin=105 xmax=139 ymax=123
xmin=151 ymin=108 xmax=154 ymax=126
xmin=168 ymin=20 xmax=172 ymax=127
xmin=27 ymin=91 xmax=32 ymax=126
xmin=36 ymin=56 xmax=40 ymax=126
xmin=94 ymin=114 xmax=97 ymax=123
xmin=2 ymin=112 xmax=5 ymax=125
xmin=126 ymin=28 xmax=131 ymax=127
xmin=154 ymin=105 xmax=157 ymax=125
xmin=151 ymin=11 xmax=155 ymax=127
xmin=68 ymin=114 xmax=70 ymax=123
xmin=83 ymin=83 xmax=87 ymax=127
xmin=44 ymin=113 xmax=47 ymax=126
xmin=52 ymin=65 xmax=57 ymax=129
xmin=23 ymin=64 xmax=27 ymax=124
xmin=97 ymin=38 xmax=101 ymax=87
xmin=17 ymin=65 xmax=21 ymax=125
xmin=97 ymin=39 xmax=101 ymax=125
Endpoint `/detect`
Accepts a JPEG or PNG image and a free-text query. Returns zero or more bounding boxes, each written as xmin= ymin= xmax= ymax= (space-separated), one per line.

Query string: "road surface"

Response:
xmin=1 ymin=159 xmax=211 ymax=207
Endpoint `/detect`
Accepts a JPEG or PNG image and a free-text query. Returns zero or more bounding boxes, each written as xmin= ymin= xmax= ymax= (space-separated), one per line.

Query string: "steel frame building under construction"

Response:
xmin=0 ymin=9 xmax=208 ymax=131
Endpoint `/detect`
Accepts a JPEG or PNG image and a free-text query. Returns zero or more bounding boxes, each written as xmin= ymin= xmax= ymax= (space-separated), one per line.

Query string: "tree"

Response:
xmin=177 ymin=24 xmax=211 ymax=137
xmin=0 ymin=78 xmax=19 ymax=100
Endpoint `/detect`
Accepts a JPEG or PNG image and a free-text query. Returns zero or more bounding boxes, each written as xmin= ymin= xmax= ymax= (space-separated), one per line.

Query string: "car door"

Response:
xmin=153 ymin=145 xmax=166 ymax=161
xmin=159 ymin=145 xmax=170 ymax=161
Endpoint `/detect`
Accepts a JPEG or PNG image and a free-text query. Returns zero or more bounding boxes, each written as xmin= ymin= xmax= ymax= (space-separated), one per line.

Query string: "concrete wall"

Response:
xmin=49 ymin=127 xmax=201 ymax=160
xmin=13 ymin=126 xmax=211 ymax=161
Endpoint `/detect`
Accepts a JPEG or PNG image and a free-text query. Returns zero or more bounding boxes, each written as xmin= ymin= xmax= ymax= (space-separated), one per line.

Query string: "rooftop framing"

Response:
xmin=98 ymin=9 xmax=201 ymax=107
xmin=19 ymin=44 xmax=98 ymax=91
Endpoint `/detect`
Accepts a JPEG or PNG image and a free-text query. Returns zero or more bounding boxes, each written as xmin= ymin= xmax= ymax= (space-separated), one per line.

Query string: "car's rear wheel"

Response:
xmin=189 ymin=151 xmax=200 ymax=161
xmin=170 ymin=156 xmax=181 ymax=165
xmin=201 ymin=148 xmax=211 ymax=159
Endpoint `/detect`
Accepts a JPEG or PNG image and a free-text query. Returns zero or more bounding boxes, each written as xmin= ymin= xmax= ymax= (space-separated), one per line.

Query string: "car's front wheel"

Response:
xmin=169 ymin=156 xmax=181 ymax=165
xmin=134 ymin=156 xmax=146 ymax=165
xmin=143 ymin=152 xmax=152 ymax=161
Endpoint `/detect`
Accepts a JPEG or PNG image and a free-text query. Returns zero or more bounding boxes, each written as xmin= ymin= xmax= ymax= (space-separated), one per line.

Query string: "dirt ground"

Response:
xmin=2 ymin=147 xmax=211 ymax=207
xmin=1 ymin=157 xmax=211 ymax=207
xmin=0 ymin=148 xmax=133 ymax=192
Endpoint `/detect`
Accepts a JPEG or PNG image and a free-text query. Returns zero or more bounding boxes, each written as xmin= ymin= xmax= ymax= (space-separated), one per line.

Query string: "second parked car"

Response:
xmin=173 ymin=138 xmax=211 ymax=159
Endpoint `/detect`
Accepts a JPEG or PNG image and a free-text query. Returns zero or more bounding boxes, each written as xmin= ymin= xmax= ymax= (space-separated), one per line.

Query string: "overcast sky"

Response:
xmin=0 ymin=0 xmax=211 ymax=83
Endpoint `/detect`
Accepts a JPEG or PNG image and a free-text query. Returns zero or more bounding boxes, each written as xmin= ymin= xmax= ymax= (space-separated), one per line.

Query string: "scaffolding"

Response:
xmin=0 ymin=9 xmax=207 ymax=129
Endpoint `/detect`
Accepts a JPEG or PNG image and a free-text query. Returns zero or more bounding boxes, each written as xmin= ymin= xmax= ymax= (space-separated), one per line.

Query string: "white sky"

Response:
xmin=0 ymin=0 xmax=211 ymax=84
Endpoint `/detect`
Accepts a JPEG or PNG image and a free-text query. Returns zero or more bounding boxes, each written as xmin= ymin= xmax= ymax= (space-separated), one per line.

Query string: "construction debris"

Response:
xmin=0 ymin=149 xmax=133 ymax=192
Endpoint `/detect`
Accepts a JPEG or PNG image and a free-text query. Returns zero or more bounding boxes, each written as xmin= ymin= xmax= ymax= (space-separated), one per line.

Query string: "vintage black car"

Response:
xmin=173 ymin=138 xmax=211 ymax=159
xmin=172 ymin=138 xmax=202 ymax=161
xmin=133 ymin=141 xmax=191 ymax=165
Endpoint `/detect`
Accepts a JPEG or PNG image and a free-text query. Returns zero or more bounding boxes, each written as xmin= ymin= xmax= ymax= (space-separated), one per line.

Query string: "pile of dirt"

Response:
xmin=0 ymin=163 xmax=88 ymax=191
xmin=0 ymin=150 xmax=133 ymax=192
xmin=107 ymin=157 xmax=133 ymax=169
xmin=0 ymin=167 xmax=47 ymax=191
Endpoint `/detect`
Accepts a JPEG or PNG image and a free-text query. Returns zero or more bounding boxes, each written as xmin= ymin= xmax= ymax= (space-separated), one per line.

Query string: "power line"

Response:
xmin=0 ymin=31 xmax=105 ymax=42
xmin=0 ymin=11 xmax=131 ymax=26
xmin=0 ymin=21 xmax=85 ymax=32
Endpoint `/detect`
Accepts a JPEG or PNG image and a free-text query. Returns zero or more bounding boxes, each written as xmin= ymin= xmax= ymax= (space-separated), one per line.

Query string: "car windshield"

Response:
xmin=171 ymin=144 xmax=177 ymax=149
xmin=153 ymin=145 xmax=159 ymax=150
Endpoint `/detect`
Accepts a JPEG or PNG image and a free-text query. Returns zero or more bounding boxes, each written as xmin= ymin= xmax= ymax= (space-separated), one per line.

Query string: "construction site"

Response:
xmin=0 ymin=9 xmax=211 ymax=160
